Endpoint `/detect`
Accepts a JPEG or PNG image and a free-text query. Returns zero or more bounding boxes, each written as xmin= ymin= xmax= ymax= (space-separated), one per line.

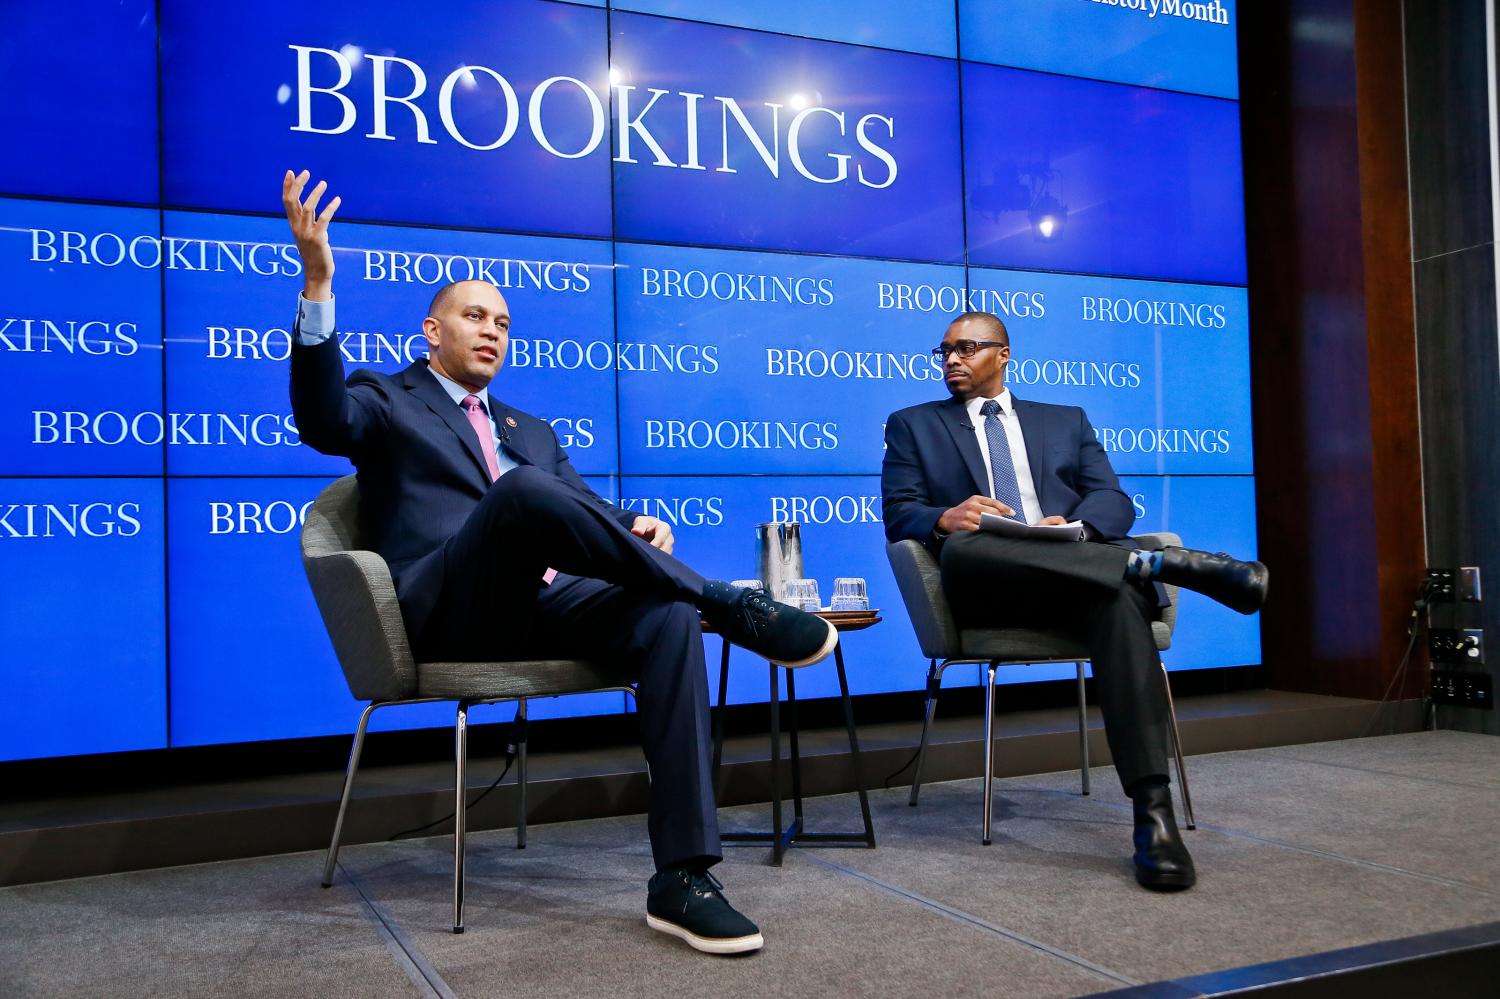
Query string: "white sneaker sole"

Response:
xmin=646 ymin=913 xmax=764 ymax=954
xmin=772 ymin=619 xmax=839 ymax=669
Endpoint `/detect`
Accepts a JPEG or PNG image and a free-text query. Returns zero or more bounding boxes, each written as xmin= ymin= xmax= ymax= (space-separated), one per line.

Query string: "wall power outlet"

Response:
xmin=1430 ymin=628 xmax=1484 ymax=665
xmin=1426 ymin=568 xmax=1455 ymax=602
xmin=1458 ymin=566 xmax=1482 ymax=602
xmin=1430 ymin=669 xmax=1493 ymax=709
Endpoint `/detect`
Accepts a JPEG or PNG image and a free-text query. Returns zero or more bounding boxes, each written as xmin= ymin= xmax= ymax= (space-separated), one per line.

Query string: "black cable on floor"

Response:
xmin=882 ymin=745 xmax=923 ymax=789
xmin=388 ymin=745 xmax=517 ymax=842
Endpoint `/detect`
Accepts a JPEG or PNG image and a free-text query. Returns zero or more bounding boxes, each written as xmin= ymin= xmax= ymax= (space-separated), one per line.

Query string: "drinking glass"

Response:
xmin=783 ymin=578 xmax=821 ymax=612
xmin=830 ymin=577 xmax=870 ymax=611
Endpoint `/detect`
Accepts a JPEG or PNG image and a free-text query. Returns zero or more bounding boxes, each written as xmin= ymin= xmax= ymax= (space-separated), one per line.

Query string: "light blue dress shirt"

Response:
xmin=295 ymin=294 xmax=518 ymax=475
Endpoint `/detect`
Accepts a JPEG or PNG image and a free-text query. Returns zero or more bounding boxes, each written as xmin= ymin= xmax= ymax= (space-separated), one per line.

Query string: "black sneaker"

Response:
xmin=646 ymin=867 xmax=764 ymax=955
xmin=700 ymin=581 xmax=838 ymax=667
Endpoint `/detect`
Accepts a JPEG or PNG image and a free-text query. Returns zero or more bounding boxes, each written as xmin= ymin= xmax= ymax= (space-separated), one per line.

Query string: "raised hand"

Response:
xmin=281 ymin=169 xmax=341 ymax=301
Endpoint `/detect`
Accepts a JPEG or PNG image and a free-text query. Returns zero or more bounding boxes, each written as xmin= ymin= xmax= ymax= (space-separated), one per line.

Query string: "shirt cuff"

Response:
xmin=294 ymin=293 xmax=336 ymax=345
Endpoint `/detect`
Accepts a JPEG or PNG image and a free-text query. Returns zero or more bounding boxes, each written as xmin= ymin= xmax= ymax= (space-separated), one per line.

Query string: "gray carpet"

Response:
xmin=344 ymin=828 xmax=1117 ymax=998
xmin=0 ymin=854 xmax=421 ymax=998
xmin=2 ymin=731 xmax=1498 ymax=998
xmin=823 ymin=775 xmax=1500 ymax=984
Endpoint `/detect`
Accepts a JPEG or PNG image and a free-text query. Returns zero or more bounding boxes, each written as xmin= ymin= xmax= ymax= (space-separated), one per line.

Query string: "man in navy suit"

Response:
xmin=282 ymin=170 xmax=837 ymax=954
xmin=882 ymin=311 xmax=1267 ymax=891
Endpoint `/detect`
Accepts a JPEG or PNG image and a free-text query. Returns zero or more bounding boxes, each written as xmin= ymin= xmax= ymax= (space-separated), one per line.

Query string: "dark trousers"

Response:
xmin=410 ymin=465 xmax=720 ymax=871
xmin=939 ymin=532 xmax=1170 ymax=793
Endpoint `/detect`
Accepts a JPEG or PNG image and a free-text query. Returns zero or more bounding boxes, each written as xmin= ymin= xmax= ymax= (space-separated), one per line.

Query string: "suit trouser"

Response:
xmin=411 ymin=465 xmax=720 ymax=871
xmin=939 ymin=532 xmax=1170 ymax=793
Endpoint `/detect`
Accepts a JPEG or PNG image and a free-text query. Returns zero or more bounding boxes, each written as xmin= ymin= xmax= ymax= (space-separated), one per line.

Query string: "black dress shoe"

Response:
xmin=1132 ymin=784 xmax=1196 ymax=891
xmin=1155 ymin=547 xmax=1269 ymax=615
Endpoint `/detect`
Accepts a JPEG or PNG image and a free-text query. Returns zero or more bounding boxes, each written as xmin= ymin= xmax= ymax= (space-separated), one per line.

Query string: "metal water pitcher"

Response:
xmin=755 ymin=522 xmax=804 ymax=601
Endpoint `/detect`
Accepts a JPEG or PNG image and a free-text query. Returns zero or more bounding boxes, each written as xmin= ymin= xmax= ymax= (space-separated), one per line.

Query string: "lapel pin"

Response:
xmin=505 ymin=416 xmax=517 ymax=428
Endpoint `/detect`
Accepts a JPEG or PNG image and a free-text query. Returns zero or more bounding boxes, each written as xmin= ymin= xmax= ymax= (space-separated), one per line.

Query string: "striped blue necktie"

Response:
xmin=980 ymin=399 xmax=1026 ymax=522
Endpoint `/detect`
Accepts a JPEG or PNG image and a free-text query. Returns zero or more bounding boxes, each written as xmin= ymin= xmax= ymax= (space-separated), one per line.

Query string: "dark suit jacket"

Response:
xmin=881 ymin=394 xmax=1135 ymax=549
xmin=290 ymin=335 xmax=635 ymax=634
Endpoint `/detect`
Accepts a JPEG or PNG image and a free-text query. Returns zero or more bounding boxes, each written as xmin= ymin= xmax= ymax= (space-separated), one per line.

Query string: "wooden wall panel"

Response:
xmin=1357 ymin=0 xmax=1428 ymax=701
xmin=1240 ymin=1 xmax=1426 ymax=699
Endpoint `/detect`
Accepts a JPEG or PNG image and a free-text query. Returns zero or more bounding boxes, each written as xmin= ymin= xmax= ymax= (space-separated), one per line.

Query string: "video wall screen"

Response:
xmin=0 ymin=0 xmax=1252 ymax=760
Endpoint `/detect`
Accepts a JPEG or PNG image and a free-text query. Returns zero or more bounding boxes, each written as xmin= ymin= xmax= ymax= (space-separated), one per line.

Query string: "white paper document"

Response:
xmin=977 ymin=513 xmax=1086 ymax=542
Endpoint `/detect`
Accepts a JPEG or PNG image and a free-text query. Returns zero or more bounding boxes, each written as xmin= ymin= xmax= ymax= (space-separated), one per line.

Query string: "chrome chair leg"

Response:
xmin=454 ymin=701 xmax=469 ymax=934
xmin=515 ymin=698 xmax=528 ymax=850
xmin=1160 ymin=664 xmax=1196 ymax=830
xmin=909 ymin=660 xmax=941 ymax=806
xmin=1075 ymin=661 xmax=1091 ymax=797
xmin=982 ymin=662 xmax=997 ymax=845
xmin=322 ymin=701 xmax=380 ymax=887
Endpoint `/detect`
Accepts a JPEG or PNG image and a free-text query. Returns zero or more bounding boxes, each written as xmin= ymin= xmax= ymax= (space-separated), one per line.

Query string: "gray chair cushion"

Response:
xmin=885 ymin=531 xmax=1183 ymax=664
xmin=885 ymin=539 xmax=960 ymax=660
xmin=303 ymin=548 xmax=420 ymax=702
xmin=302 ymin=475 xmax=364 ymax=556
xmin=1132 ymin=532 xmax=1180 ymax=647
xmin=302 ymin=477 xmax=420 ymax=702
xmin=416 ymin=659 xmax=636 ymax=700
xmin=1150 ymin=620 xmax=1173 ymax=650
xmin=301 ymin=475 xmax=620 ymax=705
xmin=959 ymin=628 xmax=1091 ymax=662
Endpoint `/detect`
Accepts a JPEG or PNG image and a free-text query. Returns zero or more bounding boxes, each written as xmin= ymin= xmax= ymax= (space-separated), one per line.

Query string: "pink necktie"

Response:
xmin=461 ymin=394 xmax=556 ymax=584
xmin=460 ymin=395 xmax=501 ymax=482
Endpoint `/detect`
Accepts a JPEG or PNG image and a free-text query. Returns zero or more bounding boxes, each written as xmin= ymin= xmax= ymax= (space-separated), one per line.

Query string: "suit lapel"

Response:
xmin=1012 ymin=397 xmax=1048 ymax=480
xmin=938 ymin=397 xmax=988 ymax=495
xmin=486 ymin=397 xmax=535 ymax=466
xmin=402 ymin=363 xmax=492 ymax=486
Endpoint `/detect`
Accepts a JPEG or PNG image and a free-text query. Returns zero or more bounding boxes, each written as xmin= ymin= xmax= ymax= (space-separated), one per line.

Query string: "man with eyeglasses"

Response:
xmin=881 ymin=311 xmax=1268 ymax=891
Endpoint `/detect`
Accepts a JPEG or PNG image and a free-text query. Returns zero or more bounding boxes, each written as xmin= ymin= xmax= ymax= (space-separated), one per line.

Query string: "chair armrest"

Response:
xmin=1132 ymin=531 xmax=1180 ymax=551
xmin=1132 ymin=531 xmax=1182 ymax=647
xmin=885 ymin=540 xmax=961 ymax=660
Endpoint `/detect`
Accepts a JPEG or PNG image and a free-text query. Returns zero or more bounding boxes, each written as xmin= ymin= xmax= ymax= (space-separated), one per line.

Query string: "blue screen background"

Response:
xmin=613 ymin=1 xmax=958 ymax=58
xmin=0 ymin=2 xmax=160 ymax=205
xmin=959 ymin=0 xmax=1239 ymax=99
xmin=961 ymin=64 xmax=1246 ymax=285
xmin=609 ymin=13 xmax=965 ymax=261
xmin=0 ymin=201 xmax=165 ymax=476
xmin=160 ymin=0 xmax=614 ymax=237
xmin=0 ymin=0 xmax=1254 ymax=761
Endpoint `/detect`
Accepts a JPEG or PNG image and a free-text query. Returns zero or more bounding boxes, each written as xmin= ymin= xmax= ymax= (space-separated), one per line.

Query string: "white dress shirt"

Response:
xmin=293 ymin=294 xmax=517 ymax=474
xmin=965 ymin=389 xmax=1043 ymax=525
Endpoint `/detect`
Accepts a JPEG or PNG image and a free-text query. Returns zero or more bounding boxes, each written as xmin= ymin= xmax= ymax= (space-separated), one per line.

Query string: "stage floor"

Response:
xmin=3 ymin=730 xmax=1497 ymax=998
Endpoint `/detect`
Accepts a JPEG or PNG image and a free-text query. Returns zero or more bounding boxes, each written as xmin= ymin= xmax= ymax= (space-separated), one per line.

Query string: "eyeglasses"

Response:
xmin=931 ymin=340 xmax=1008 ymax=360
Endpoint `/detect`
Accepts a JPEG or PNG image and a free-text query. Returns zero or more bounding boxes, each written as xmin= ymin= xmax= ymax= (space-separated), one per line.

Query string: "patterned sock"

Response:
xmin=1124 ymin=549 xmax=1163 ymax=583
